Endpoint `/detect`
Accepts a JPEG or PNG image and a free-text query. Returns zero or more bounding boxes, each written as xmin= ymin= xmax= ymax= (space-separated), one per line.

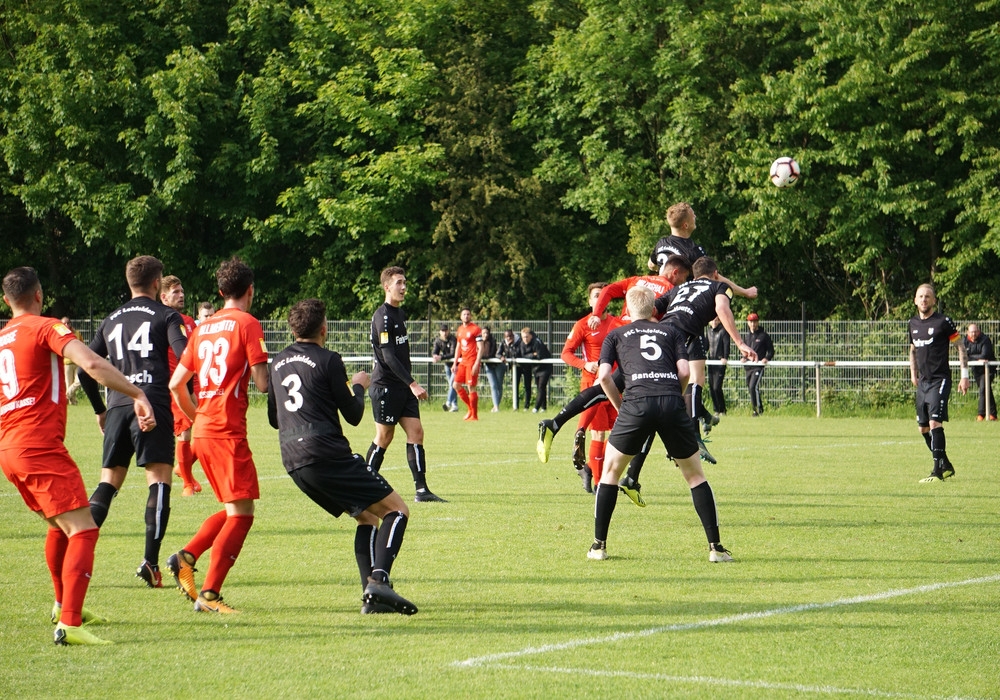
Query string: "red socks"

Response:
xmin=59 ymin=528 xmax=99 ymax=627
xmin=201 ymin=514 xmax=254 ymax=594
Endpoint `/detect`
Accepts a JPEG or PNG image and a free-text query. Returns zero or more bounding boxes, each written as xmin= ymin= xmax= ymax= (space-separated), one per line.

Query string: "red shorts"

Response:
xmin=1 ymin=445 xmax=91 ymax=518
xmin=172 ymin=401 xmax=193 ymax=435
xmin=584 ymin=402 xmax=617 ymax=432
xmin=192 ymin=437 xmax=259 ymax=502
xmin=453 ymin=362 xmax=479 ymax=387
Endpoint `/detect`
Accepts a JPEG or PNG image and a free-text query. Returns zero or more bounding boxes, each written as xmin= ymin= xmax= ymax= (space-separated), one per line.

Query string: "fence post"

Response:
xmin=815 ymin=362 xmax=821 ymax=418
xmin=801 ymin=302 xmax=807 ymax=403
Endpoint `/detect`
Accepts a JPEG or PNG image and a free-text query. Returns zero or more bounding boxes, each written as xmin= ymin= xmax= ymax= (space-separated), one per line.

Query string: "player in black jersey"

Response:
xmin=77 ymin=255 xmax=189 ymax=588
xmin=365 ymin=266 xmax=445 ymax=503
xmin=588 ymin=286 xmax=733 ymax=562
xmin=617 ymin=257 xmax=757 ymax=500
xmin=909 ymin=284 xmax=969 ymax=483
xmin=268 ymin=299 xmax=417 ymax=614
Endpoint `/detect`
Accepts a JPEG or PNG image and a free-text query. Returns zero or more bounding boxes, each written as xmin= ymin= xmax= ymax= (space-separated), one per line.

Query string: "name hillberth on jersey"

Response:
xmin=600 ymin=320 xmax=689 ymax=400
xmin=90 ymin=297 xmax=188 ymax=409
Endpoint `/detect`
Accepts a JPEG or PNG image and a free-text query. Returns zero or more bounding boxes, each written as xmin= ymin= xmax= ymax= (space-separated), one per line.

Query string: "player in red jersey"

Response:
xmin=560 ymin=283 xmax=622 ymax=492
xmin=452 ymin=307 xmax=485 ymax=421
xmin=160 ymin=275 xmax=201 ymax=496
xmin=167 ymin=257 xmax=269 ymax=614
xmin=1 ymin=267 xmax=156 ymax=645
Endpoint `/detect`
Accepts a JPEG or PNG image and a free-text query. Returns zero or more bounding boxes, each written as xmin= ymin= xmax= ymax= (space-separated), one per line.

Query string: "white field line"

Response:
xmin=453 ymin=574 xmax=1000 ymax=668
xmin=479 ymin=664 xmax=981 ymax=700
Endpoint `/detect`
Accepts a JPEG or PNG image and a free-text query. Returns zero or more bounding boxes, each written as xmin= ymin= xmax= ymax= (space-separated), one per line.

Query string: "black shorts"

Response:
xmin=289 ymin=454 xmax=395 ymax=518
xmin=608 ymin=395 xmax=700 ymax=460
xmin=369 ymin=384 xmax=420 ymax=426
xmin=102 ymin=403 xmax=175 ymax=468
xmin=916 ymin=377 xmax=951 ymax=425
xmin=685 ymin=334 xmax=707 ymax=362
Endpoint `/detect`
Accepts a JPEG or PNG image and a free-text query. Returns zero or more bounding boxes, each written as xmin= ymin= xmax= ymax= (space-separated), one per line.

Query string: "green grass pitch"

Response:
xmin=2 ymin=404 xmax=999 ymax=698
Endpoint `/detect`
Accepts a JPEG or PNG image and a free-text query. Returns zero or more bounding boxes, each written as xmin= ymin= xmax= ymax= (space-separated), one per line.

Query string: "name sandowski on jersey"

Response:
xmin=630 ymin=371 xmax=678 ymax=381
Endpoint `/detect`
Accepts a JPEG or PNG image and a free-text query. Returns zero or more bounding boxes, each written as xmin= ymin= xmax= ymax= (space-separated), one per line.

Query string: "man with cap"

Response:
xmin=743 ymin=313 xmax=774 ymax=416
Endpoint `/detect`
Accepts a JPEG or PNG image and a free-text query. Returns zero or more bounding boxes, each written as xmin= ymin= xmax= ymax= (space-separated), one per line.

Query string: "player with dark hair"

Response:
xmin=616 ymin=257 xmax=757 ymax=502
xmin=536 ymin=255 xmax=691 ymax=465
xmin=160 ymin=275 xmax=201 ymax=496
xmin=269 ymin=298 xmax=418 ymax=614
xmin=560 ymin=282 xmax=621 ymax=492
xmin=167 ymin=257 xmax=269 ymax=613
xmin=2 ymin=266 xmax=156 ymax=645
xmin=909 ymin=284 xmax=968 ymax=482
xmin=588 ymin=285 xmax=733 ymax=563
xmin=77 ymin=255 xmax=189 ymax=589
xmin=452 ymin=307 xmax=485 ymax=421
xmin=365 ymin=266 xmax=445 ymax=503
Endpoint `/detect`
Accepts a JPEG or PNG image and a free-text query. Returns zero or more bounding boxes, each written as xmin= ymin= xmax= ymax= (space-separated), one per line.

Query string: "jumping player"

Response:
xmin=366 ymin=266 xmax=446 ymax=503
xmin=588 ymin=285 xmax=733 ymax=563
xmin=1 ymin=266 xmax=156 ymax=645
xmin=78 ymin=255 xmax=189 ymax=589
xmin=269 ymin=299 xmax=418 ymax=614
xmin=167 ymin=257 xmax=269 ymax=613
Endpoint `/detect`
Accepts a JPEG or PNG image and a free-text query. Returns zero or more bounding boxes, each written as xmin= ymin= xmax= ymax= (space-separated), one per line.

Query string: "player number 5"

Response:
xmin=640 ymin=334 xmax=662 ymax=361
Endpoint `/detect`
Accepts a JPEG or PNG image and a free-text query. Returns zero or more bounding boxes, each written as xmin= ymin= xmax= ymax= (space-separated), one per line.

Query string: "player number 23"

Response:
xmin=197 ymin=338 xmax=230 ymax=387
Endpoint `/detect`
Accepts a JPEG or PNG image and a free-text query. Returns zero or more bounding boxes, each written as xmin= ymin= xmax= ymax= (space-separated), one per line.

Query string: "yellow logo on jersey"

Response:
xmin=259 ymin=338 xmax=268 ymax=353
xmin=380 ymin=332 xmax=389 ymax=345
xmin=52 ymin=322 xmax=73 ymax=336
xmin=179 ymin=324 xmax=188 ymax=338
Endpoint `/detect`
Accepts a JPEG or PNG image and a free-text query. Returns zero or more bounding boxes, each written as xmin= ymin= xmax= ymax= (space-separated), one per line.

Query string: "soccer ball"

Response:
xmin=769 ymin=157 xmax=800 ymax=187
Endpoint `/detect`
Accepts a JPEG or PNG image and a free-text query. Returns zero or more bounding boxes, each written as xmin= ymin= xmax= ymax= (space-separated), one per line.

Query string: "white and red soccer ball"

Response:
xmin=769 ymin=157 xmax=800 ymax=187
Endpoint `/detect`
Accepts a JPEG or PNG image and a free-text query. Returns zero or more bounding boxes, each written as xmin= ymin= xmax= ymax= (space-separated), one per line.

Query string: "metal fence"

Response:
xmin=48 ymin=317 xmax=1000 ymax=415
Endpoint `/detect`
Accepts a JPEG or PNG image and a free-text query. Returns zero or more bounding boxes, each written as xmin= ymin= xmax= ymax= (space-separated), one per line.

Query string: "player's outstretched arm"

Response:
xmin=169 ymin=363 xmax=197 ymax=421
xmin=715 ymin=295 xmax=757 ymax=362
xmin=63 ymin=339 xmax=156 ymax=431
xmin=717 ymin=272 xmax=757 ymax=299
xmin=955 ymin=338 xmax=970 ymax=395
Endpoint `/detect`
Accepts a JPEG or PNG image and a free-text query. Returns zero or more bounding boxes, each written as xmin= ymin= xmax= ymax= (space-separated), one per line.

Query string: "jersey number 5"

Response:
xmin=640 ymin=335 xmax=662 ymax=361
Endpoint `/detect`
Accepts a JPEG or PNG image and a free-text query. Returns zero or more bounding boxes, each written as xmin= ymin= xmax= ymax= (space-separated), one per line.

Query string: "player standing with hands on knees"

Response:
xmin=366 ymin=266 xmax=446 ymax=502
xmin=909 ymin=283 xmax=969 ymax=482
xmin=588 ymin=285 xmax=733 ymax=563
xmin=1 ymin=266 xmax=156 ymax=645
xmin=269 ymin=299 xmax=418 ymax=614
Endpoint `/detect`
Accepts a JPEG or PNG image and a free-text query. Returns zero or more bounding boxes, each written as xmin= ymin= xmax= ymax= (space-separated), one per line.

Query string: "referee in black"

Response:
xmin=588 ymin=285 xmax=733 ymax=563
xmin=268 ymin=298 xmax=417 ymax=615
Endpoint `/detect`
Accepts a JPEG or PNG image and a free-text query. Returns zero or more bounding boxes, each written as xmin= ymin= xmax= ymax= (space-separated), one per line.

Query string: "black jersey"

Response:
xmin=267 ymin=341 xmax=364 ymax=471
xmin=371 ymin=302 xmax=414 ymax=387
xmin=649 ymin=235 xmax=707 ymax=271
xmin=599 ymin=320 xmax=688 ymax=399
xmin=909 ymin=312 xmax=959 ymax=381
xmin=656 ymin=278 xmax=734 ymax=338
xmin=83 ymin=296 xmax=187 ymax=410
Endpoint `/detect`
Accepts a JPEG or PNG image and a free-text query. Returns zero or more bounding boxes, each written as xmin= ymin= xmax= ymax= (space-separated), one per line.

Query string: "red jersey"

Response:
xmin=561 ymin=314 xmax=622 ymax=388
xmin=0 ymin=315 xmax=78 ymax=448
xmin=455 ymin=322 xmax=483 ymax=364
xmin=593 ymin=275 xmax=675 ymax=323
xmin=179 ymin=307 xmax=268 ymax=439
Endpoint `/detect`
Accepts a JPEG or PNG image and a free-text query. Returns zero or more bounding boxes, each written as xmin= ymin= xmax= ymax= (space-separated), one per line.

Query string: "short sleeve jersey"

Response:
xmin=89 ymin=297 xmax=188 ymax=410
xmin=562 ymin=314 xmax=622 ymax=377
xmin=371 ymin=302 xmax=414 ymax=387
xmin=909 ymin=312 xmax=959 ymax=381
xmin=659 ymin=278 xmax=734 ymax=338
xmin=599 ymin=320 xmax=688 ymax=399
xmin=180 ymin=307 xmax=268 ymax=439
xmin=455 ymin=322 xmax=483 ymax=364
xmin=594 ymin=276 xmax=676 ymax=323
xmin=267 ymin=341 xmax=360 ymax=471
xmin=0 ymin=315 xmax=78 ymax=449
xmin=649 ymin=235 xmax=707 ymax=270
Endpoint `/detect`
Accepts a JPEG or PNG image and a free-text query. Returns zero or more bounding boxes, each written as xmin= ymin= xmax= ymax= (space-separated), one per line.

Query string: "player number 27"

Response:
xmin=198 ymin=338 xmax=230 ymax=388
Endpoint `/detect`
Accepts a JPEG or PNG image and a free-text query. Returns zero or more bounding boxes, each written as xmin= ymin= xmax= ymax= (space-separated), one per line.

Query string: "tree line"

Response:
xmin=2 ymin=0 xmax=999 ymax=322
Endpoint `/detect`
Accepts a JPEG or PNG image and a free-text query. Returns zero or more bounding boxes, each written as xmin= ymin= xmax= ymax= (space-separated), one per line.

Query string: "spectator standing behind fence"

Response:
xmin=497 ymin=329 xmax=520 ymax=407
xmin=431 ymin=324 xmax=458 ymax=412
xmin=706 ymin=317 xmax=730 ymax=417
xmin=518 ymin=328 xmax=552 ymax=413
xmin=743 ymin=313 xmax=774 ymax=416
xmin=480 ymin=327 xmax=503 ymax=412
xmin=963 ymin=324 xmax=997 ymax=421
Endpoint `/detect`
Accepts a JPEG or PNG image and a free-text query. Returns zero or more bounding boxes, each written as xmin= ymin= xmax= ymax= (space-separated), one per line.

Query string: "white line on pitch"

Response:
xmin=480 ymin=664 xmax=980 ymax=700
xmin=453 ymin=574 xmax=1000 ymax=668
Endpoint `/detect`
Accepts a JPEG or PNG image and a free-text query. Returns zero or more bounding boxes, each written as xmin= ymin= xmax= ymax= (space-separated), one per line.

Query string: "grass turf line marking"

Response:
xmin=453 ymin=573 xmax=1000 ymax=668
xmin=481 ymin=664 xmax=982 ymax=700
